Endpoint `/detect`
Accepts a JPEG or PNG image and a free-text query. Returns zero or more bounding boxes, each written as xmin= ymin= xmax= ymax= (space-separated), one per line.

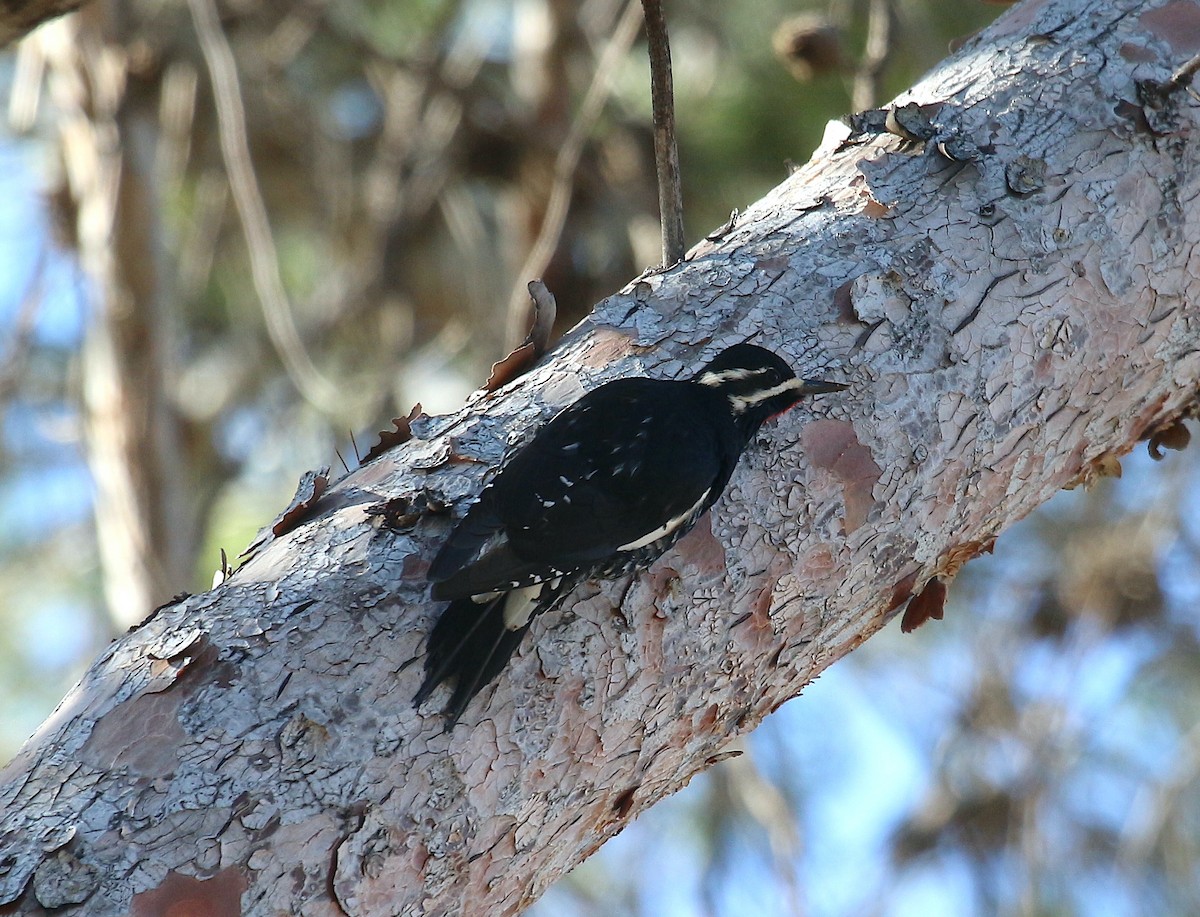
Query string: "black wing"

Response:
xmin=430 ymin=379 xmax=734 ymax=599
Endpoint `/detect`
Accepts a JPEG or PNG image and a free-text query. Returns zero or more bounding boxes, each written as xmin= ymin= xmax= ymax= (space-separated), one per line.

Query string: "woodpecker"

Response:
xmin=415 ymin=342 xmax=847 ymax=727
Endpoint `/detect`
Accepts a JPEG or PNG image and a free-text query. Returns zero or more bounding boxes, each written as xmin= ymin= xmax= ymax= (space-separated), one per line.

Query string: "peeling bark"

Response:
xmin=4 ymin=0 xmax=1200 ymax=914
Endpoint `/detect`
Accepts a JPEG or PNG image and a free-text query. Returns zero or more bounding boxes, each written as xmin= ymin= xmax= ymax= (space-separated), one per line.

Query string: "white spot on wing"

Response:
xmin=502 ymin=585 xmax=543 ymax=630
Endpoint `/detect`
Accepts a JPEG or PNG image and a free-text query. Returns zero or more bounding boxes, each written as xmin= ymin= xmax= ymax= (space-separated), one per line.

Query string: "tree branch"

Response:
xmin=641 ymin=0 xmax=685 ymax=266
xmin=4 ymin=0 xmax=1200 ymax=914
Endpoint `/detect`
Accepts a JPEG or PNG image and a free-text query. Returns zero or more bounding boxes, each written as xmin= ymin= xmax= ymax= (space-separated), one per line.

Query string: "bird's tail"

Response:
xmin=413 ymin=594 xmax=531 ymax=730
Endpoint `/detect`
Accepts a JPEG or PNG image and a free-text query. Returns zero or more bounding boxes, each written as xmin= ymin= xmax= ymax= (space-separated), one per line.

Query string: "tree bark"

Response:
xmin=3 ymin=0 xmax=1199 ymax=914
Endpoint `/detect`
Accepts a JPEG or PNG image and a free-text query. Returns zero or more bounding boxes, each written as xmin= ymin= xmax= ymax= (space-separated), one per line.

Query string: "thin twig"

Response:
xmin=641 ymin=0 xmax=684 ymax=266
xmin=188 ymin=0 xmax=341 ymax=413
xmin=1158 ymin=51 xmax=1200 ymax=102
xmin=504 ymin=0 xmax=644 ymax=347
xmin=1168 ymin=51 xmax=1200 ymax=91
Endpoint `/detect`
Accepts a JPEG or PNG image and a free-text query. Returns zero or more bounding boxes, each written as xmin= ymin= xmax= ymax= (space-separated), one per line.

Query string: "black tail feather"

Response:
xmin=414 ymin=595 xmax=531 ymax=729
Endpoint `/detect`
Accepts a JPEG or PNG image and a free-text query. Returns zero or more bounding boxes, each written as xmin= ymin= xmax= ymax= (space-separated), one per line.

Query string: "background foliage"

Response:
xmin=3 ymin=1 xmax=1199 ymax=914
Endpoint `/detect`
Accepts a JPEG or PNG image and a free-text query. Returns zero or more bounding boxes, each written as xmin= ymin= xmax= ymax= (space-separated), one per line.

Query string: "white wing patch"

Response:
xmin=617 ymin=489 xmax=711 ymax=552
xmin=502 ymin=581 xmax=560 ymax=630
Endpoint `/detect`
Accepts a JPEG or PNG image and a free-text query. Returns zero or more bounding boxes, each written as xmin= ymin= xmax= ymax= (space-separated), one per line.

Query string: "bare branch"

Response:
xmin=641 ymin=0 xmax=685 ymax=266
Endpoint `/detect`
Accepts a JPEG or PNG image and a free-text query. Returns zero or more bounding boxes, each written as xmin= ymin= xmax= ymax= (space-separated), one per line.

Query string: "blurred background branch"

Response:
xmin=188 ymin=0 xmax=342 ymax=413
xmin=0 ymin=0 xmax=87 ymax=48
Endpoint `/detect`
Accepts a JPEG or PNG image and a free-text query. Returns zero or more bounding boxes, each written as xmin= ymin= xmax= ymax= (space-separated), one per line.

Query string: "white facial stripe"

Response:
xmin=728 ymin=377 xmax=805 ymax=414
xmin=618 ymin=489 xmax=710 ymax=552
xmin=698 ymin=367 xmax=771 ymax=387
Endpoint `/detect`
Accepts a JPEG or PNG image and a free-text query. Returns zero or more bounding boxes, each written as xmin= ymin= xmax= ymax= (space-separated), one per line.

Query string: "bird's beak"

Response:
xmin=798 ymin=378 xmax=849 ymax=396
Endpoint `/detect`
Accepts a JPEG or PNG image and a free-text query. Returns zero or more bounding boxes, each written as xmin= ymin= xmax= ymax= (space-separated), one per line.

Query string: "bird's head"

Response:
xmin=695 ymin=343 xmax=847 ymax=435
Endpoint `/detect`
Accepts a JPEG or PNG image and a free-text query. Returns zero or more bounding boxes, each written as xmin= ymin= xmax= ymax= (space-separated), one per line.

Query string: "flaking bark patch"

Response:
xmin=130 ymin=869 xmax=248 ymax=917
xmin=802 ymin=418 xmax=882 ymax=533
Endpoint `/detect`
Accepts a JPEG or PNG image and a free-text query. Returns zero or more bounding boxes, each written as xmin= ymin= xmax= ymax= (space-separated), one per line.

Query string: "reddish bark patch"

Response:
xmin=748 ymin=578 xmax=775 ymax=629
xmin=81 ymin=690 xmax=189 ymax=775
xmin=611 ymin=787 xmax=637 ymax=818
xmin=81 ymin=639 xmax=233 ymax=774
xmin=799 ymin=542 xmax=836 ymax=579
xmin=643 ymin=563 xmax=681 ymax=603
xmin=579 ymin=326 xmax=636 ymax=368
xmin=900 ymin=578 xmax=947 ymax=633
xmin=832 ymin=278 xmax=858 ymax=324
xmin=861 ymin=197 xmax=892 ymax=219
xmin=755 ymin=255 xmax=790 ymax=276
xmin=886 ymin=571 xmax=919 ymax=614
xmin=271 ymin=468 xmax=330 ymax=537
xmin=362 ymin=404 xmax=423 ymax=464
xmin=801 ymin=419 xmax=881 ymax=532
xmin=484 ymin=281 xmax=556 ymax=391
xmin=131 ymin=868 xmax=248 ymax=917
xmin=1140 ymin=2 xmax=1200 ymax=55
xmin=671 ymin=516 xmax=728 ymax=580
xmin=1131 ymin=391 xmax=1170 ymax=441
xmin=402 ymin=553 xmax=431 ymax=580
xmin=1119 ymin=41 xmax=1159 ymax=63
xmin=741 ymin=553 xmax=791 ymax=638
xmin=987 ymin=0 xmax=1054 ymax=39
xmin=1148 ymin=419 xmax=1191 ymax=459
